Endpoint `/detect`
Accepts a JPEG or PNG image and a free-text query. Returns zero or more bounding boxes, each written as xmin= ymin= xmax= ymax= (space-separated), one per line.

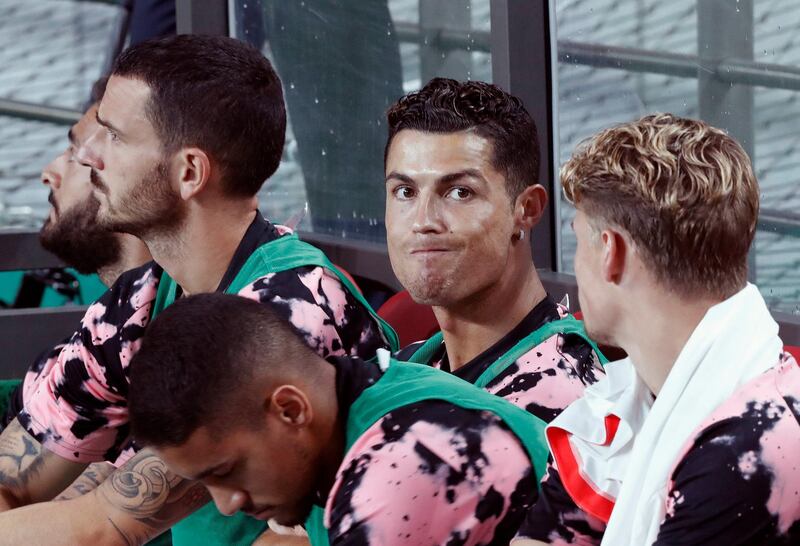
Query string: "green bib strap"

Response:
xmin=407 ymin=315 xmax=607 ymax=388
xmin=155 ymin=234 xmax=398 ymax=546
xmin=475 ymin=316 xmax=606 ymax=387
xmin=305 ymin=359 xmax=550 ymax=546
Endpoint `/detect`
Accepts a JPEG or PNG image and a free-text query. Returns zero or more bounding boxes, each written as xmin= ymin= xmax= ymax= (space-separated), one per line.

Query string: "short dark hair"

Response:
xmin=385 ymin=77 xmax=540 ymax=199
xmin=112 ymin=34 xmax=286 ymax=197
xmin=129 ymin=293 xmax=319 ymax=448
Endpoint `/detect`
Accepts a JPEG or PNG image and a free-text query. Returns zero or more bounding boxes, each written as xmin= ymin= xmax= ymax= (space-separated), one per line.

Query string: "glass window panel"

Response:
xmin=0 ymin=0 xmax=125 ymax=229
xmin=555 ymin=0 xmax=800 ymax=315
xmin=231 ymin=0 xmax=492 ymax=243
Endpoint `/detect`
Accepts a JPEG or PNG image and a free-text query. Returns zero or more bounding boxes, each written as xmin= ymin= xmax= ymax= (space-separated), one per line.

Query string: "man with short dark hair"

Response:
xmin=0 ymin=34 xmax=395 ymax=545
xmin=514 ymin=114 xmax=800 ymax=545
xmin=129 ymin=292 xmax=548 ymax=546
xmin=386 ymin=78 xmax=605 ymax=424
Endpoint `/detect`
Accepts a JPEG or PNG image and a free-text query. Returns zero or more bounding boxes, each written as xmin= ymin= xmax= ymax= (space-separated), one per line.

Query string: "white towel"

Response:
xmin=547 ymin=283 xmax=783 ymax=546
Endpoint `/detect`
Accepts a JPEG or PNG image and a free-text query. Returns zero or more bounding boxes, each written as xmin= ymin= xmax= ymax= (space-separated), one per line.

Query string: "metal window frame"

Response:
xmin=491 ymin=0 xmax=557 ymax=272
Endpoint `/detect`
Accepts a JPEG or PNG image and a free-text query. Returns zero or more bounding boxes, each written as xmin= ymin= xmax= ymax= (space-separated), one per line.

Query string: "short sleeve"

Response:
xmin=17 ymin=264 xmax=159 ymax=463
xmin=326 ymin=402 xmax=536 ymax=545
xmin=236 ymin=265 xmax=388 ymax=360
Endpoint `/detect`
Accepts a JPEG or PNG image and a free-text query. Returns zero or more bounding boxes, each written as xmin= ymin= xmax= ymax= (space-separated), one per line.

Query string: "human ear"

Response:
xmin=514 ymin=184 xmax=548 ymax=232
xmin=176 ymin=147 xmax=212 ymax=200
xmin=269 ymin=385 xmax=313 ymax=427
xmin=600 ymin=228 xmax=628 ymax=285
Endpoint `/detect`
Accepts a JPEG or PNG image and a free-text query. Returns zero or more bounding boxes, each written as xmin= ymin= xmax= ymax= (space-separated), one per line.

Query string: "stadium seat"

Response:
xmin=786 ymin=345 xmax=800 ymax=363
xmin=378 ymin=290 xmax=439 ymax=348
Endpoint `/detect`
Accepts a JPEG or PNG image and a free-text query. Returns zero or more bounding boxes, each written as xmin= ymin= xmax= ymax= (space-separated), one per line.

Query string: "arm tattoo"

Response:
xmin=0 ymin=420 xmax=56 ymax=504
xmin=98 ymin=450 xmax=209 ymax=545
xmin=56 ymin=462 xmax=114 ymax=501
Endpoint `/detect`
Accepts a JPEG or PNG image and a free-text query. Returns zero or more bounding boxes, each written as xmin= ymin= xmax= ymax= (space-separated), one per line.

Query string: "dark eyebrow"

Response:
xmin=438 ymin=169 xmax=488 ymax=186
xmin=95 ymin=110 xmax=124 ymax=137
xmin=385 ymin=171 xmax=414 ymax=185
xmin=385 ymin=169 xmax=488 ymax=187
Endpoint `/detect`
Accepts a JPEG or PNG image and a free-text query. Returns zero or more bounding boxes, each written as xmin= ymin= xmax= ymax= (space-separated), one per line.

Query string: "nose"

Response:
xmin=76 ymin=127 xmax=104 ymax=170
xmin=41 ymin=159 xmax=62 ymax=190
xmin=207 ymin=485 xmax=250 ymax=516
xmin=412 ymin=190 xmax=445 ymax=235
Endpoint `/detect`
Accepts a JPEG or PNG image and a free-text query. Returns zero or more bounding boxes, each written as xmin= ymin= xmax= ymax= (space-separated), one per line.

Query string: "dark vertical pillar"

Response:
xmin=698 ymin=0 xmax=755 ymax=279
xmin=491 ymin=0 xmax=556 ymax=271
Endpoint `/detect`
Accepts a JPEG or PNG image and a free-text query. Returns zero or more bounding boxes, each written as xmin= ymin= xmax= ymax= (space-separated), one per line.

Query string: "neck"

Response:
xmin=435 ymin=260 xmax=547 ymax=371
xmin=617 ymin=286 xmax=721 ymax=396
xmin=144 ymin=202 xmax=257 ymax=295
xmin=97 ymin=234 xmax=153 ymax=286
xmin=312 ymin=364 xmax=345 ymax=502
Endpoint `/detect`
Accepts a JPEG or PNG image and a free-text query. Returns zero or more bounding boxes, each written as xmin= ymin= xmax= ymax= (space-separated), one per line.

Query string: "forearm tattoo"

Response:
xmin=0 ymin=420 xmax=55 ymax=505
xmin=98 ymin=450 xmax=209 ymax=545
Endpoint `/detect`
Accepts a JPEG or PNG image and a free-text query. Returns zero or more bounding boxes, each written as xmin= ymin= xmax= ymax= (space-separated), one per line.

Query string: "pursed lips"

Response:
xmin=410 ymin=247 xmax=450 ymax=254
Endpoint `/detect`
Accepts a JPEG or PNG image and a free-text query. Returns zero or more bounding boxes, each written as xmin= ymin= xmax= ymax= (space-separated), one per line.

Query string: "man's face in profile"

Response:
xmin=77 ymin=75 xmax=182 ymax=238
xmin=385 ymin=129 xmax=519 ymax=307
xmin=156 ymin=421 xmax=321 ymax=527
xmin=39 ymin=104 xmax=120 ymax=273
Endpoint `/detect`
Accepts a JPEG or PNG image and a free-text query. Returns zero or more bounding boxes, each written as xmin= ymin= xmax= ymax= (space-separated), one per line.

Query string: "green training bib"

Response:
xmin=305 ymin=358 xmax=550 ymax=546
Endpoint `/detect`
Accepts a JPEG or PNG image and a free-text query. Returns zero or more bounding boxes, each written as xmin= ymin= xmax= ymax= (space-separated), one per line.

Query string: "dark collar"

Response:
xmin=439 ymin=295 xmax=561 ymax=383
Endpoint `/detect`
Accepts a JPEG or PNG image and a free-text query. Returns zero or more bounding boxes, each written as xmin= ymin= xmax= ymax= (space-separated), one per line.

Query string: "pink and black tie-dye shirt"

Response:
xmin=323 ymin=356 xmax=538 ymax=545
xmin=398 ymin=297 xmax=604 ymax=424
xmin=17 ymin=214 xmax=389 ymax=465
xmin=517 ymin=353 xmax=800 ymax=545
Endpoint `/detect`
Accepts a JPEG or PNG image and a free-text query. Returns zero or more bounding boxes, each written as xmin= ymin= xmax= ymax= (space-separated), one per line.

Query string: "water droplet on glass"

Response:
xmin=321 ymin=148 xmax=327 ymax=156
xmin=314 ymin=97 xmax=320 ymax=104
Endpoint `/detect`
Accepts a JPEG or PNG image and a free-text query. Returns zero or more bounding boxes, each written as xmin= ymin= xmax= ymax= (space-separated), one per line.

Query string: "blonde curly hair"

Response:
xmin=562 ymin=113 xmax=759 ymax=299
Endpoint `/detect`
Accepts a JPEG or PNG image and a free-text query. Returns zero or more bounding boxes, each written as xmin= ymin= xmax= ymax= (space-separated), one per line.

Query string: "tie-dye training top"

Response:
xmin=323 ymin=356 xmax=538 ymax=546
xmin=397 ymin=296 xmax=604 ymax=424
xmin=17 ymin=213 xmax=390 ymax=465
xmin=516 ymin=352 xmax=800 ymax=545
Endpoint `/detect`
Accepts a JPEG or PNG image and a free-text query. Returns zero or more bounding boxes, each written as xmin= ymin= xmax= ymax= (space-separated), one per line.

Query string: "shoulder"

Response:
xmin=326 ymin=400 xmax=535 ymax=545
xmin=235 ymin=263 xmax=388 ymax=359
xmin=658 ymin=360 xmax=800 ymax=544
xmin=483 ymin=327 xmax=604 ymax=423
